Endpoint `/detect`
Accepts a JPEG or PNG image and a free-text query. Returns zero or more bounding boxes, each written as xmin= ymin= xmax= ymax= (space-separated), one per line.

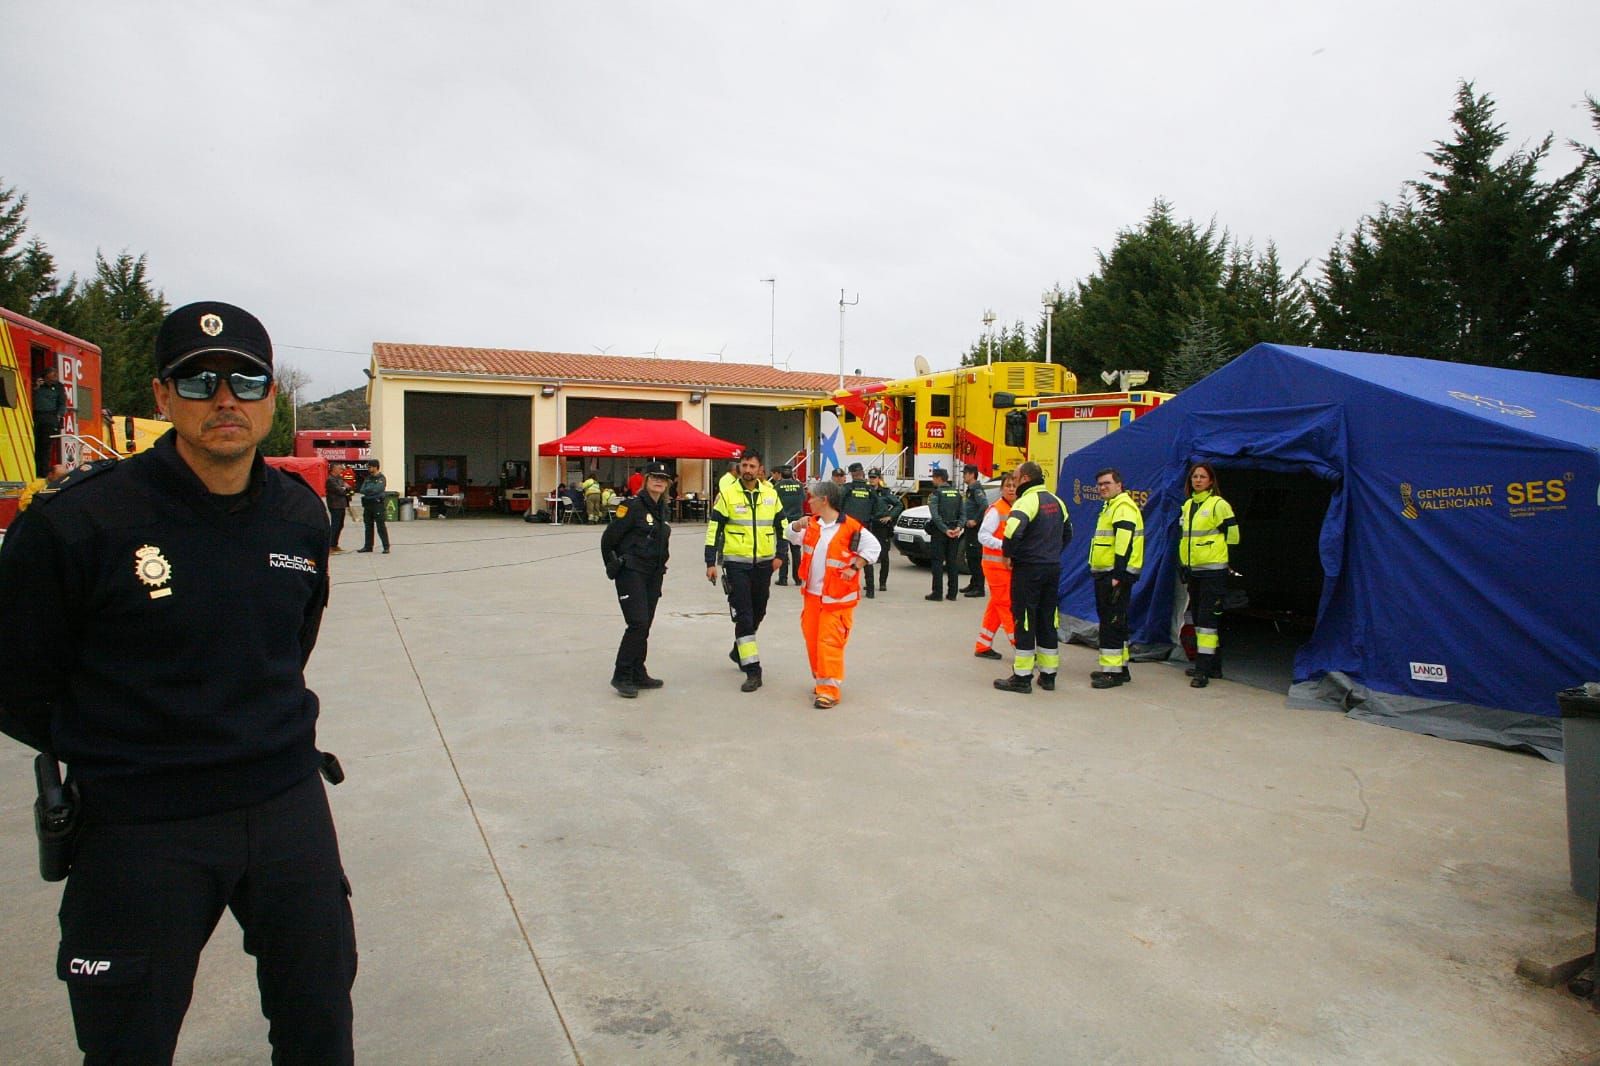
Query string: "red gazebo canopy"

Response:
xmin=537 ymin=417 xmax=744 ymax=459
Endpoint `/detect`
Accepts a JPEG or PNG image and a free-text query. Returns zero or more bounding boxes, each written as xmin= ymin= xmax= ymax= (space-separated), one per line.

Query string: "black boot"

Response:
xmin=633 ymin=666 xmax=664 ymax=689
xmin=994 ymin=674 xmax=1033 ymax=694
xmin=1190 ymin=672 xmax=1209 ymax=688
xmin=925 ymin=592 xmax=943 ymax=601
xmin=741 ymin=668 xmax=763 ymax=693
xmin=610 ymin=672 xmax=639 ymax=698
xmin=1090 ymin=671 xmax=1125 ymax=689
xmin=1038 ymin=673 xmax=1056 ymax=691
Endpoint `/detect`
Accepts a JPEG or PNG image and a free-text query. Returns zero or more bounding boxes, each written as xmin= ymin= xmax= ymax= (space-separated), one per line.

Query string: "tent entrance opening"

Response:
xmin=1203 ymin=468 xmax=1334 ymax=693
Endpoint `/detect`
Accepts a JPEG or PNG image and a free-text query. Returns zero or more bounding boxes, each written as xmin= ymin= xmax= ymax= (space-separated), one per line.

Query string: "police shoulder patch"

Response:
xmin=615 ymin=504 xmax=628 ymax=518
xmin=33 ymin=459 xmax=119 ymax=504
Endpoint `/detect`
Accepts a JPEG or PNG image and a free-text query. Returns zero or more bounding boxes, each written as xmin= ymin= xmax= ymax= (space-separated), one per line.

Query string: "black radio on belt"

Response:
xmin=33 ymin=754 xmax=79 ymax=883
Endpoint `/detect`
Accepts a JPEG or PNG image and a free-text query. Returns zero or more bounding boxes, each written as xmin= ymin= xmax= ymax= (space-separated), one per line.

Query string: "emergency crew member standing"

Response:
xmin=925 ymin=468 xmax=964 ymax=601
xmin=356 ymin=459 xmax=389 ymax=553
xmin=960 ymin=464 xmax=989 ymax=597
xmin=994 ymin=462 xmax=1071 ymax=693
xmin=602 ymin=462 xmax=674 ymax=698
xmin=705 ymin=449 xmax=785 ymax=692
xmin=786 ymin=479 xmax=880 ymax=708
xmin=974 ymin=470 xmax=1018 ymax=659
xmin=771 ymin=464 xmax=806 ymax=586
xmin=32 ymin=365 xmax=69 ymax=478
xmin=325 ymin=463 xmax=352 ymax=552
xmin=1179 ymin=462 xmax=1238 ymax=687
xmin=0 ymin=300 xmax=356 ymax=1063
xmin=841 ymin=462 xmax=880 ymax=598
xmin=1090 ymin=467 xmax=1145 ymax=689
xmin=868 ymin=467 xmax=902 ymax=592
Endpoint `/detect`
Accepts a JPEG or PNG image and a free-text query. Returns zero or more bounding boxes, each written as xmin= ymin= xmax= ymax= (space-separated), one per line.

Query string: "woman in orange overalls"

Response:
xmin=785 ymin=478 xmax=881 ymax=708
xmin=974 ymin=470 xmax=1018 ymax=659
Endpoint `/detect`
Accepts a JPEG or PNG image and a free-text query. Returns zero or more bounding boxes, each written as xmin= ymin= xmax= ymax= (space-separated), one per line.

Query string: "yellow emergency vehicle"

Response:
xmin=795 ymin=361 xmax=1075 ymax=486
xmin=1020 ymin=391 xmax=1172 ymax=491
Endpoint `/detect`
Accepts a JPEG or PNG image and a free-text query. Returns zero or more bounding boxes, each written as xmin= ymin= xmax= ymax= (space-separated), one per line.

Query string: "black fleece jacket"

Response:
xmin=0 ymin=430 xmax=330 ymax=823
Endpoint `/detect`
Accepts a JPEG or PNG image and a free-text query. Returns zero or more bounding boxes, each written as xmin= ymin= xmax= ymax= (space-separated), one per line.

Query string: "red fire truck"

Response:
xmin=293 ymin=428 xmax=371 ymax=463
xmin=1 ymin=307 xmax=108 ymax=530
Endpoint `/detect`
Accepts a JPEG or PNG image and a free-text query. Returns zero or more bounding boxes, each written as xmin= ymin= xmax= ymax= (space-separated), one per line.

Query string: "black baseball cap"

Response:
xmin=848 ymin=462 xmax=864 ymax=474
xmin=868 ymin=467 xmax=882 ymax=477
xmin=155 ymin=301 xmax=273 ymax=380
xmin=643 ymin=462 xmax=672 ymax=479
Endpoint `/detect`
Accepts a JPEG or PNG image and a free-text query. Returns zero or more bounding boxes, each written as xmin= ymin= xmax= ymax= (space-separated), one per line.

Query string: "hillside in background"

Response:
xmin=298 ymin=386 xmax=369 ymax=430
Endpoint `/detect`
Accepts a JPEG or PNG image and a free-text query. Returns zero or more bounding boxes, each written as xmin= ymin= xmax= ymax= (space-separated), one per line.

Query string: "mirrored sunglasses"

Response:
xmin=170 ymin=369 xmax=273 ymax=402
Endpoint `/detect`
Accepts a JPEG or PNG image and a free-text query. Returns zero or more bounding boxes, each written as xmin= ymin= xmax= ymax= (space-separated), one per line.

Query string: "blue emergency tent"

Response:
xmin=1055 ymin=344 xmax=1600 ymax=757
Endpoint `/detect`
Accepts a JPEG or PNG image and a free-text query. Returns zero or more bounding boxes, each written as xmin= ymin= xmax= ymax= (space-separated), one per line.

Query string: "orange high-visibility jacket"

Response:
xmin=800 ymin=514 xmax=867 ymax=607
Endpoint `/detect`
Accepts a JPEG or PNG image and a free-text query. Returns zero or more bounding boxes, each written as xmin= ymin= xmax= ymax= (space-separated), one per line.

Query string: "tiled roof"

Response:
xmin=373 ymin=343 xmax=883 ymax=393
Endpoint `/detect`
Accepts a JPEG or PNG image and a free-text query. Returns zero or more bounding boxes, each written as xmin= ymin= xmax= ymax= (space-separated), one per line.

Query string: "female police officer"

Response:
xmin=602 ymin=461 xmax=674 ymax=698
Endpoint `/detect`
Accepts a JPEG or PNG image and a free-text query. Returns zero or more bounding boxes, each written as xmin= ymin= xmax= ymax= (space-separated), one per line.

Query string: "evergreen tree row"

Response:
xmin=962 ymin=82 xmax=1600 ymax=390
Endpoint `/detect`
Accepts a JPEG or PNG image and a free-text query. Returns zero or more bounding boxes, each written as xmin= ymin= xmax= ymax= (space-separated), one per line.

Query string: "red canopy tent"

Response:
xmin=538 ymin=417 xmax=744 ymax=459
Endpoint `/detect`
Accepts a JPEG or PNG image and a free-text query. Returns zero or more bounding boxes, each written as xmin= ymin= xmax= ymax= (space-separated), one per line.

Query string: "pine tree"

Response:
xmin=1164 ymin=313 xmax=1233 ymax=391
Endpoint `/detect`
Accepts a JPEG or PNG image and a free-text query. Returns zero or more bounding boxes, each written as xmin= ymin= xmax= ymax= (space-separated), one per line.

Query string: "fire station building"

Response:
xmin=367 ymin=343 xmax=878 ymax=507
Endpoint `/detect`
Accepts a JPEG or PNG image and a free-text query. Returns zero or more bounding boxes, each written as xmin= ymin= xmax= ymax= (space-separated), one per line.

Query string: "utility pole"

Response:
xmin=838 ymin=289 xmax=859 ymax=389
xmin=761 ymin=277 xmax=776 ymax=367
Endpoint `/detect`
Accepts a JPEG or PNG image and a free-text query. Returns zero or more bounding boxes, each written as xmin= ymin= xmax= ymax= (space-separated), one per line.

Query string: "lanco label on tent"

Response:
xmin=1410 ymin=662 xmax=1449 ymax=683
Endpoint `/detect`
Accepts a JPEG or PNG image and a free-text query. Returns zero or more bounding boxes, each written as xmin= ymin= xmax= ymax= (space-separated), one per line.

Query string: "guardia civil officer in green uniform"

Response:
xmin=868 ymin=467 xmax=902 ymax=592
xmin=0 ymin=301 xmax=356 ymax=1062
xmin=1178 ymin=461 xmax=1239 ymax=687
xmin=959 ymin=464 xmax=989 ymax=597
xmin=925 ymin=467 xmax=965 ymax=601
xmin=841 ymin=462 xmax=880 ymax=597
xmin=1089 ymin=467 xmax=1145 ymax=689
xmin=993 ymin=461 xmax=1072 ymax=693
xmin=706 ymin=448 xmax=786 ymax=692
xmin=771 ymin=464 xmax=806 ymax=586
xmin=602 ymin=462 xmax=674 ymax=698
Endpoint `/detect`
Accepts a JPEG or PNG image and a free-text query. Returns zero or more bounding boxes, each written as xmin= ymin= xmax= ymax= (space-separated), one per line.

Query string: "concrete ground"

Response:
xmin=1 ymin=515 xmax=1597 ymax=1064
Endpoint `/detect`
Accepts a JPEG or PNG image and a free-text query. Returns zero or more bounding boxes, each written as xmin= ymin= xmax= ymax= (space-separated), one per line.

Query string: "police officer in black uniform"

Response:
xmin=926 ymin=467 xmax=965 ymax=601
xmin=841 ymin=462 xmax=880 ymax=597
xmin=0 ymin=301 xmax=356 ymax=1063
xmin=868 ymin=467 xmax=902 ymax=592
xmin=601 ymin=461 xmax=674 ymax=698
xmin=771 ymin=464 xmax=806 ymax=586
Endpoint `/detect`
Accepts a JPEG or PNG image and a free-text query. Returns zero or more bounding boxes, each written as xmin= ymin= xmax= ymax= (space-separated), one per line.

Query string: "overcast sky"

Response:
xmin=4 ymin=2 xmax=1596 ymax=402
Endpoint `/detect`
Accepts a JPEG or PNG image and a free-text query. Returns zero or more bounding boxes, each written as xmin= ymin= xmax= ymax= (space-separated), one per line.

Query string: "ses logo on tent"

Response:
xmin=1410 ymin=661 xmax=1449 ymax=683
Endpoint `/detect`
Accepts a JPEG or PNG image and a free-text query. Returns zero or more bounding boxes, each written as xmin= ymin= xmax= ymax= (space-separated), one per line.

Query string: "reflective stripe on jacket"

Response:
xmin=801 ymin=513 xmax=866 ymax=606
xmin=1178 ymin=490 xmax=1238 ymax=571
xmin=705 ymin=478 xmax=783 ymax=563
xmin=1001 ymin=482 xmax=1069 ymax=567
xmin=980 ymin=498 xmax=1013 ymax=562
xmin=1090 ymin=491 xmax=1143 ymax=579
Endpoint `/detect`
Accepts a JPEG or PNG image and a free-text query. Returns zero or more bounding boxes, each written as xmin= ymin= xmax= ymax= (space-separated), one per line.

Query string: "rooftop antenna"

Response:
xmin=838 ymin=288 xmax=859 ymax=389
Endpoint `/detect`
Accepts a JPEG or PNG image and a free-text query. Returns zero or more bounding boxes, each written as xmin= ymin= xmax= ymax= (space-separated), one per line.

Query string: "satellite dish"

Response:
xmin=914 ymin=354 xmax=932 ymax=375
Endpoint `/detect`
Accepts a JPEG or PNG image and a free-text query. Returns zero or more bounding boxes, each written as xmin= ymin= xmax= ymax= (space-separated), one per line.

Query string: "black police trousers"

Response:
xmin=57 ymin=772 xmax=356 ymax=1065
xmin=362 ymin=502 xmax=389 ymax=551
xmin=1010 ymin=563 xmax=1062 ymax=655
xmin=724 ymin=562 xmax=772 ymax=668
xmin=929 ymin=531 xmax=961 ymax=596
xmin=961 ymin=527 xmax=985 ymax=593
xmin=872 ymin=527 xmax=891 ymax=589
xmin=614 ymin=566 xmax=664 ymax=675
xmin=775 ymin=537 xmax=802 ymax=585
